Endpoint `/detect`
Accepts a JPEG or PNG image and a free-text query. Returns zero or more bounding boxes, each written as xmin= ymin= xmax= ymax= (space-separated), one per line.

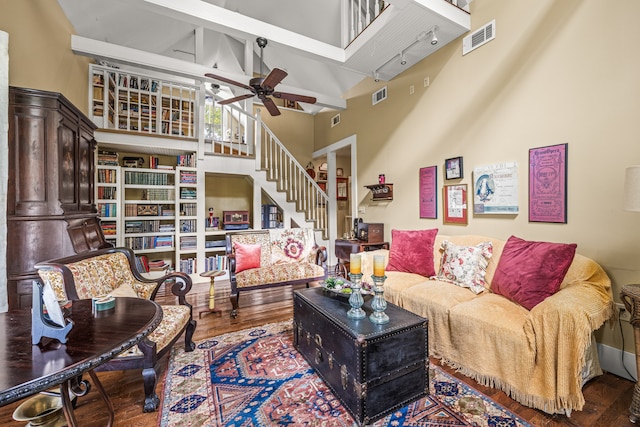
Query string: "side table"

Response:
xmin=199 ymin=270 xmax=225 ymax=318
xmin=621 ymin=283 xmax=640 ymax=423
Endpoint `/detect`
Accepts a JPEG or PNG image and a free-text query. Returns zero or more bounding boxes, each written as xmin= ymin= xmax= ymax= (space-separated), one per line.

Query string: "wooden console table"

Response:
xmin=0 ymin=298 xmax=162 ymax=426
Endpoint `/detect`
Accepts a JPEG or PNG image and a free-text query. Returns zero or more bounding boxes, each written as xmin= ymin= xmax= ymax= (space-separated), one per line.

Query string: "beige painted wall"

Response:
xmin=204 ymin=173 xmax=253 ymax=223
xmin=315 ymin=0 xmax=640 ymax=351
xmin=0 ymin=0 xmax=92 ymax=112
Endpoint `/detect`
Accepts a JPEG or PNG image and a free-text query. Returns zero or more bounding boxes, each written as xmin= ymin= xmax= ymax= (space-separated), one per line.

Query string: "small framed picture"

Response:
xmin=336 ymin=168 xmax=344 ymax=177
xmin=444 ymin=184 xmax=468 ymax=224
xmin=318 ymin=172 xmax=328 ymax=181
xmin=445 ymin=156 xmax=463 ymax=180
xmin=137 ymin=204 xmax=159 ymax=216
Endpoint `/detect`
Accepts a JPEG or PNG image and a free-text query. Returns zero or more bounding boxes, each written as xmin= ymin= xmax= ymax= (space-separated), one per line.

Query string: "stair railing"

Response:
xmin=255 ymin=110 xmax=329 ymax=238
xmin=205 ymin=104 xmax=329 ymax=239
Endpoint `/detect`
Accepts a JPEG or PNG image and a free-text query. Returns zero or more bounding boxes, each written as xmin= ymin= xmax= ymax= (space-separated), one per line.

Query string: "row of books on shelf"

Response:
xmin=180 ymin=203 xmax=197 ymax=216
xmin=97 ymin=187 xmax=117 ymax=200
xmin=180 ymin=236 xmax=197 ymax=250
xmin=118 ymin=75 xmax=159 ymax=92
xmin=149 ymin=156 xmax=176 ymax=171
xmin=179 ymin=170 xmax=197 ymax=184
xmin=125 ymin=170 xmax=173 ymax=185
xmin=179 ymin=258 xmax=196 ymax=274
xmin=180 ymin=188 xmax=196 ymax=199
xmin=180 ymin=219 xmax=197 ymax=233
xmin=142 ymin=188 xmax=175 ymax=201
xmin=177 ymin=154 xmax=197 ymax=168
xmin=101 ymin=223 xmax=117 ymax=236
xmin=97 ymin=150 xmax=119 ymax=166
xmin=97 ymin=168 xmax=118 ymax=184
xmin=125 ymin=220 xmax=175 ymax=233
xmin=125 ymin=235 xmax=174 ymax=250
xmin=98 ymin=203 xmax=117 ymax=218
xmin=205 ymin=254 xmax=228 ymax=272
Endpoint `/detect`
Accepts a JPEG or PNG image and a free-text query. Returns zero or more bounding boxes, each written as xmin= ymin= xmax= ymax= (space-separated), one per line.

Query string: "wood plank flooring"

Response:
xmin=0 ymin=280 xmax=635 ymax=426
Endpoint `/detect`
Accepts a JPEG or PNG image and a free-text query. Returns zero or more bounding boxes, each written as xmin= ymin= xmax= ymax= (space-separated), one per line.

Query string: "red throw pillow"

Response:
xmin=234 ymin=242 xmax=261 ymax=273
xmin=386 ymin=229 xmax=438 ymax=277
xmin=491 ymin=236 xmax=577 ymax=310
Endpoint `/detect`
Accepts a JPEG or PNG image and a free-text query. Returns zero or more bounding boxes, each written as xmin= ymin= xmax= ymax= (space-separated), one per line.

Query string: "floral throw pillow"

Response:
xmin=434 ymin=240 xmax=493 ymax=294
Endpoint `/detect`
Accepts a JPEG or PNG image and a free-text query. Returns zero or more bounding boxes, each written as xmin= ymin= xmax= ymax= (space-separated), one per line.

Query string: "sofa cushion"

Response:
xmin=435 ymin=240 xmax=493 ymax=294
xmin=491 ymin=236 xmax=577 ymax=310
xmin=230 ymin=231 xmax=272 ymax=267
xmin=234 ymin=242 xmax=262 ymax=273
xmin=235 ymin=262 xmax=325 ymax=288
xmin=386 ymin=228 xmax=438 ymax=277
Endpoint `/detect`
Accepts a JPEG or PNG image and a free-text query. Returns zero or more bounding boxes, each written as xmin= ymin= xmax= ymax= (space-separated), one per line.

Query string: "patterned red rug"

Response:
xmin=159 ymin=321 xmax=530 ymax=426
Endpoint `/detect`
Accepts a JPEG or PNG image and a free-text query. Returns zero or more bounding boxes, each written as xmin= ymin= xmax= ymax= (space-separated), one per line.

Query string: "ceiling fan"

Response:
xmin=205 ymin=37 xmax=317 ymax=116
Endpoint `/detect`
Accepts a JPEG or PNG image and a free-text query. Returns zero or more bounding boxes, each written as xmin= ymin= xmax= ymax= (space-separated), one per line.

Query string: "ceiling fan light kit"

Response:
xmin=205 ymin=37 xmax=317 ymax=116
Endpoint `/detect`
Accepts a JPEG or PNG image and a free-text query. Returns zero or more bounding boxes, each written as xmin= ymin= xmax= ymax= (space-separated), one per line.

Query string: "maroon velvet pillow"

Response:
xmin=386 ymin=229 xmax=438 ymax=277
xmin=234 ymin=242 xmax=261 ymax=273
xmin=491 ymin=236 xmax=577 ymax=310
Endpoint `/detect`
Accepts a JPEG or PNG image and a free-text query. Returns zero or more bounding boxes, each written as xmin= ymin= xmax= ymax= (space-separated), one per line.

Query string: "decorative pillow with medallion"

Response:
xmin=270 ymin=228 xmax=315 ymax=264
xmin=434 ymin=240 xmax=493 ymax=294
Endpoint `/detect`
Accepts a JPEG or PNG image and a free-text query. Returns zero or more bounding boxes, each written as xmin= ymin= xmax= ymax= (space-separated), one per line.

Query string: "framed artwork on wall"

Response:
xmin=473 ymin=162 xmax=519 ymax=214
xmin=529 ymin=143 xmax=568 ymax=223
xmin=445 ymin=156 xmax=463 ymax=180
xmin=337 ymin=178 xmax=348 ymax=200
xmin=419 ymin=166 xmax=437 ymax=219
xmin=444 ymin=184 xmax=468 ymax=224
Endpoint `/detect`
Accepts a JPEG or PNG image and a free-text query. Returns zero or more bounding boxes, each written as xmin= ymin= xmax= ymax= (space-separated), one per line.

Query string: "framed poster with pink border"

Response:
xmin=529 ymin=143 xmax=568 ymax=223
xmin=419 ymin=166 xmax=437 ymax=219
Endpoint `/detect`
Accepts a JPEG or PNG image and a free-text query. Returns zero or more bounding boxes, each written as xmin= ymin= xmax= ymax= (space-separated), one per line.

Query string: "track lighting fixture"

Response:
xmin=374 ymin=71 xmax=380 ymax=82
xmin=430 ymin=26 xmax=438 ymax=45
xmin=400 ymin=52 xmax=407 ymax=65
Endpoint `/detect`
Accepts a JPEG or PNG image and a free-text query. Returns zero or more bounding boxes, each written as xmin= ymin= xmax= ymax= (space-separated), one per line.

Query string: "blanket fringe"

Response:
xmin=434 ymin=355 xmax=584 ymax=415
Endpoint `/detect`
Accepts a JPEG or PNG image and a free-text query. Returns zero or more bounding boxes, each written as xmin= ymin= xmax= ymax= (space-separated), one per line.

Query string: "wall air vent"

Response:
xmin=372 ymin=86 xmax=387 ymax=106
xmin=331 ymin=113 xmax=341 ymax=127
xmin=462 ymin=20 xmax=496 ymax=56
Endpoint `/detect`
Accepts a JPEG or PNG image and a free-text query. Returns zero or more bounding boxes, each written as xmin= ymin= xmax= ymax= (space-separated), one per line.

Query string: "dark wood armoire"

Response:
xmin=7 ymin=87 xmax=109 ymax=309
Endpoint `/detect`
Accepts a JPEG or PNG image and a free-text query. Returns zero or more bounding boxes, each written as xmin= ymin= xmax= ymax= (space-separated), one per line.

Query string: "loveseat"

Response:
xmin=357 ymin=231 xmax=614 ymax=415
xmin=35 ymin=247 xmax=196 ymax=412
xmin=226 ymin=228 xmax=327 ymax=317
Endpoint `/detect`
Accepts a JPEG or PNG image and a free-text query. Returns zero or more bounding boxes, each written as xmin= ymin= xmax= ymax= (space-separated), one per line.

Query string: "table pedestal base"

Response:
xmin=199 ymin=270 xmax=225 ymax=318
xmin=61 ymin=370 xmax=114 ymax=427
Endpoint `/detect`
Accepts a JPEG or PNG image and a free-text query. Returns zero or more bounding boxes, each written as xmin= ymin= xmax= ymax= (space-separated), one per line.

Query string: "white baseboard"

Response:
xmin=597 ymin=343 xmax=637 ymax=382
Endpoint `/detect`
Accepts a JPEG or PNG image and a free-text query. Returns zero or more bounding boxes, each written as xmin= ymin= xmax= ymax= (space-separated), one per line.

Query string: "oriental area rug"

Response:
xmin=159 ymin=321 xmax=530 ymax=427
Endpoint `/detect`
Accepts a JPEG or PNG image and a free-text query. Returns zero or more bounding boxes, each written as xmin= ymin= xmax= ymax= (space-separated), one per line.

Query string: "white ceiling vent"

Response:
xmin=331 ymin=113 xmax=341 ymax=127
xmin=463 ymin=20 xmax=495 ymax=56
xmin=372 ymin=86 xmax=387 ymax=106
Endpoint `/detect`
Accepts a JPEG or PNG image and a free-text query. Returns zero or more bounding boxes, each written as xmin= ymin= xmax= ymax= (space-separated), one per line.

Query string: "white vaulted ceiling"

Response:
xmin=58 ymin=0 xmax=470 ymax=113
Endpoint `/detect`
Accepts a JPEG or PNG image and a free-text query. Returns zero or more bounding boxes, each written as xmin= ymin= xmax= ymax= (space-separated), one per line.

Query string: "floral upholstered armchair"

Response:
xmin=35 ymin=247 xmax=196 ymax=413
xmin=226 ymin=228 xmax=327 ymax=317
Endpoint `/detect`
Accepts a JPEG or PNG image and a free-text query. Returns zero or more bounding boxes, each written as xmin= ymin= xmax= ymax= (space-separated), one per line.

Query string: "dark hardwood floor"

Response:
xmin=0 ymin=280 xmax=635 ymax=426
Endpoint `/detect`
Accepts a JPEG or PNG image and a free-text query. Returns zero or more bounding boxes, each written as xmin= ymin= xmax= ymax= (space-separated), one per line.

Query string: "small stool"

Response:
xmin=199 ymin=270 xmax=225 ymax=318
xmin=621 ymin=284 xmax=640 ymax=423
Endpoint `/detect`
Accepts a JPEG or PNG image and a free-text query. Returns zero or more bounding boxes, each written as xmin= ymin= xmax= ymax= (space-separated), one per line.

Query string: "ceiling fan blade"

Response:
xmin=218 ymin=93 xmax=255 ymax=105
xmin=272 ymin=92 xmax=317 ymax=104
xmin=261 ymin=68 xmax=288 ymax=91
xmin=205 ymin=73 xmax=253 ymax=92
xmin=261 ymin=96 xmax=281 ymax=116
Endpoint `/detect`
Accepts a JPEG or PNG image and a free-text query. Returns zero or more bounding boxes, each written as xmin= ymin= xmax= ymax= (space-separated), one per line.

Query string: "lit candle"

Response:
xmin=373 ymin=255 xmax=385 ymax=277
xmin=350 ymin=253 xmax=362 ymax=275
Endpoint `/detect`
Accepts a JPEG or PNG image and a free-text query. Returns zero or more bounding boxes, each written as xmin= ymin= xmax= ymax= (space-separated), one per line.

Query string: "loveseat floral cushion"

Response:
xmin=269 ymin=228 xmax=317 ymax=264
xmin=235 ymin=262 xmax=325 ymax=288
xmin=433 ymin=240 xmax=493 ymax=294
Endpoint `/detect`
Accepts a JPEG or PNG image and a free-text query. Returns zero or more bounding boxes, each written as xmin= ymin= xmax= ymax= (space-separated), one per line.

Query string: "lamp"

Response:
xmin=430 ymin=26 xmax=439 ymax=45
xmin=624 ymin=166 xmax=640 ymax=211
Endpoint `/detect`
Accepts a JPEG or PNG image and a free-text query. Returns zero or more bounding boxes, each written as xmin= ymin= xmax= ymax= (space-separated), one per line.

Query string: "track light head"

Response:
xmin=374 ymin=71 xmax=380 ymax=82
xmin=430 ymin=27 xmax=438 ymax=45
xmin=400 ymin=52 xmax=407 ymax=66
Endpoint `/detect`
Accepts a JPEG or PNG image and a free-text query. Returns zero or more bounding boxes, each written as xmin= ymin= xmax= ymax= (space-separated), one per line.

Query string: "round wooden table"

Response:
xmin=0 ymin=297 xmax=162 ymax=427
xmin=199 ymin=270 xmax=225 ymax=318
xmin=622 ymin=284 xmax=640 ymax=423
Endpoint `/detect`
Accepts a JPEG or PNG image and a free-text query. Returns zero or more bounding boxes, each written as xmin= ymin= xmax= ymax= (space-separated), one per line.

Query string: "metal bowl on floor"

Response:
xmin=12 ymin=393 xmax=65 ymax=426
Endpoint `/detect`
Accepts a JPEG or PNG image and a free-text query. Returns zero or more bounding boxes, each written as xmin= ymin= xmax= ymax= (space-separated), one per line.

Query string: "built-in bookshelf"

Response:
xmin=176 ymin=166 xmax=198 ymax=274
xmin=89 ymin=64 xmax=198 ymax=138
xmin=96 ymin=162 xmax=121 ymax=246
xmin=261 ymin=204 xmax=283 ymax=229
xmin=123 ymin=168 xmax=176 ymax=257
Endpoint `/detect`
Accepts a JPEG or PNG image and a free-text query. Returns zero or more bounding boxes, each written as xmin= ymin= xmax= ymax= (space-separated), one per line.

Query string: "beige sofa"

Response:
xmin=358 ymin=234 xmax=614 ymax=415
